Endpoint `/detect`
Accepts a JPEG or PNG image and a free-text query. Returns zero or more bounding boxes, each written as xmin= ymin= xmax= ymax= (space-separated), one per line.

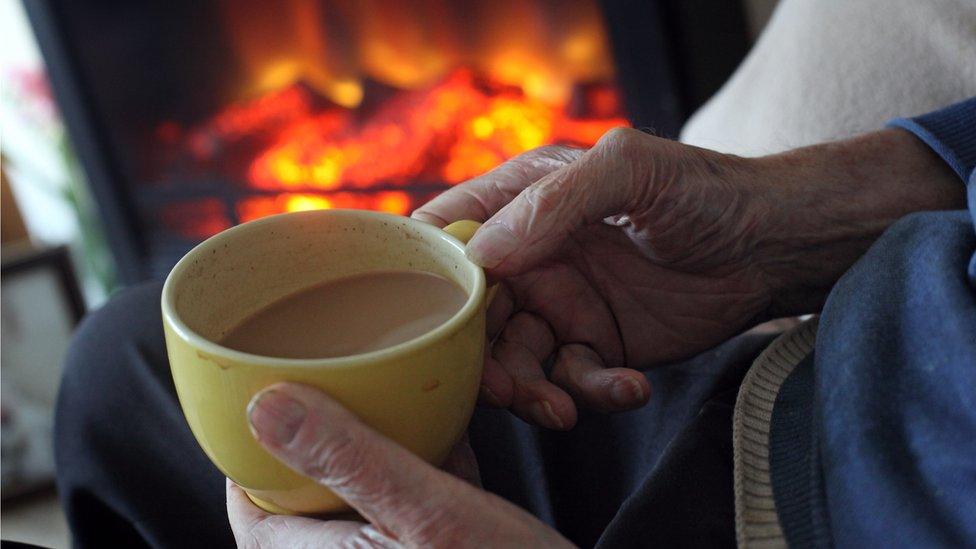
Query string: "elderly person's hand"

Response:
xmin=227 ymin=382 xmax=573 ymax=548
xmin=413 ymin=127 xmax=963 ymax=429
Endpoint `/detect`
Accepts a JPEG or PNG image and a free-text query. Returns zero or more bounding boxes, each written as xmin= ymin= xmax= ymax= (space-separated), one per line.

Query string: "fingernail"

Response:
xmin=248 ymin=389 xmax=306 ymax=445
xmin=531 ymin=400 xmax=564 ymax=429
xmin=611 ymin=377 xmax=645 ymax=407
xmin=466 ymin=224 xmax=519 ymax=269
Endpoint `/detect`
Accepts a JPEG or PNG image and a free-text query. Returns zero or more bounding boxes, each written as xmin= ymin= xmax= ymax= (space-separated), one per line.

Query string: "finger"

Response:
xmin=486 ymin=282 xmax=515 ymax=340
xmin=412 ymin=145 xmax=583 ymax=227
xmin=466 ymin=127 xmax=665 ymax=277
xmin=480 ymin=349 xmax=514 ymax=408
xmin=511 ymin=262 xmax=625 ymax=368
xmin=479 ymin=283 xmax=516 ymax=407
xmin=440 ymin=433 xmax=482 ymax=488
xmin=227 ymin=479 xmax=396 ymax=548
xmin=226 ymin=478 xmax=268 ymax=539
xmin=247 ymin=383 xmax=479 ymax=544
xmin=550 ymin=344 xmax=651 ymax=413
xmin=493 ymin=313 xmax=577 ymax=430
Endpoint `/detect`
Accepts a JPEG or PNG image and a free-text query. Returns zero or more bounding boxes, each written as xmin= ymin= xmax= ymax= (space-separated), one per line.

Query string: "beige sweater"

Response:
xmin=680 ymin=0 xmax=976 ymax=156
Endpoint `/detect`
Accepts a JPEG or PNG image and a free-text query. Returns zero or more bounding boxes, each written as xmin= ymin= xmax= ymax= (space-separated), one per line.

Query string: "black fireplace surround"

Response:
xmin=25 ymin=0 xmax=750 ymax=284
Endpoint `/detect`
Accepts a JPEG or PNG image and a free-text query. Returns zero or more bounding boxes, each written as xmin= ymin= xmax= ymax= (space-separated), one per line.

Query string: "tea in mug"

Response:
xmin=220 ymin=270 xmax=467 ymax=359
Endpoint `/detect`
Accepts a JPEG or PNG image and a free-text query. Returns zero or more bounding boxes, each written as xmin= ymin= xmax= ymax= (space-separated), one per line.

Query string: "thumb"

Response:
xmin=465 ymin=127 xmax=666 ymax=277
xmin=247 ymin=382 xmax=471 ymax=542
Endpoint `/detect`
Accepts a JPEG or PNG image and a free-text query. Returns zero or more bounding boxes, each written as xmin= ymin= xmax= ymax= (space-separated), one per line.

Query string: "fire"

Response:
xmin=161 ymin=0 xmax=627 ymax=240
xmin=237 ymin=191 xmax=414 ymax=223
xmin=245 ymin=70 xmax=625 ymax=193
xmin=218 ymin=1 xmax=615 ymax=102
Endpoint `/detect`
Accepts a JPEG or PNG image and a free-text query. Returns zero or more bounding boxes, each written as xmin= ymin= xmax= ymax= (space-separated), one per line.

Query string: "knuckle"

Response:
xmin=516 ymin=144 xmax=581 ymax=174
xmin=339 ymin=526 xmax=394 ymax=549
xmin=459 ymin=186 xmax=498 ymax=218
xmin=595 ymin=127 xmax=671 ymax=210
xmin=303 ymin=425 xmax=375 ymax=490
xmin=597 ymin=126 xmax=643 ymax=153
xmin=243 ymin=515 xmax=313 ymax=549
xmin=524 ymin=144 xmax=572 ymax=162
xmin=522 ymin=179 xmax=562 ymax=215
xmin=533 ymin=144 xmax=568 ymax=156
xmin=238 ymin=518 xmax=279 ymax=549
xmin=407 ymin=505 xmax=468 ymax=548
xmin=595 ymin=127 xmax=653 ymax=173
xmin=502 ymin=313 xmax=554 ymax=356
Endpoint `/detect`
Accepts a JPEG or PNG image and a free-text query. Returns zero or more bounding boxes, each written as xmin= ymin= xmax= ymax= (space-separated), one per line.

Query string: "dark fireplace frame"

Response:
xmin=24 ymin=0 xmax=749 ymax=284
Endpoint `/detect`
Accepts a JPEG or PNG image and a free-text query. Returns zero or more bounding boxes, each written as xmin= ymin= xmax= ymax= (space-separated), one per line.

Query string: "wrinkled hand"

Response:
xmin=413 ymin=127 xmax=964 ymax=429
xmin=413 ymin=129 xmax=771 ymax=429
xmin=228 ymin=383 xmax=573 ymax=548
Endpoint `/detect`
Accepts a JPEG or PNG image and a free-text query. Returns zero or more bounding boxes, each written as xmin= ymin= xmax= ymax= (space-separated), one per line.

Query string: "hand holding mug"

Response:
xmin=413 ymin=127 xmax=963 ymax=430
xmin=412 ymin=132 xmax=763 ymax=430
xmin=227 ymin=382 xmax=572 ymax=548
xmin=164 ymin=211 xmax=493 ymax=515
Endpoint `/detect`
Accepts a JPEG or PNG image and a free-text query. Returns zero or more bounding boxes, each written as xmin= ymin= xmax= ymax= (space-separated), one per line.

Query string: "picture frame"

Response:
xmin=1 ymin=245 xmax=84 ymax=500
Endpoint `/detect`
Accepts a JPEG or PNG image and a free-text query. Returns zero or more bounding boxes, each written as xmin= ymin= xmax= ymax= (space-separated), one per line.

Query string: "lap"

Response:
xmin=56 ymin=281 xmax=230 ymax=548
xmin=56 ymin=281 xmax=774 ymax=548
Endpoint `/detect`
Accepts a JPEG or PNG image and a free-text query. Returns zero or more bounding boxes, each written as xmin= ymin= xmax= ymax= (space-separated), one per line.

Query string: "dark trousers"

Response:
xmin=55 ymin=282 xmax=774 ymax=548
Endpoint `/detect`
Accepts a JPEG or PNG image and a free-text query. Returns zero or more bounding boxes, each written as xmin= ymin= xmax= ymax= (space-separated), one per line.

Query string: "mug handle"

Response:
xmin=442 ymin=220 xmax=497 ymax=305
xmin=441 ymin=219 xmax=483 ymax=244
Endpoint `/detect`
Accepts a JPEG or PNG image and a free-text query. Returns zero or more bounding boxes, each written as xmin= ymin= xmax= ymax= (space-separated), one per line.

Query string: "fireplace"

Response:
xmin=26 ymin=0 xmax=749 ymax=283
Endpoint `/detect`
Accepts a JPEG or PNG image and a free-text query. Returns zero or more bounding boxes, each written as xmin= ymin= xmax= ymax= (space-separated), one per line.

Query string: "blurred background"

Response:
xmin=1 ymin=0 xmax=775 ymax=546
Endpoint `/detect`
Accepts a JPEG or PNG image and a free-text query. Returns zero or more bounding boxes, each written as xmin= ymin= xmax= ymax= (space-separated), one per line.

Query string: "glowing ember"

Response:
xmin=158 ymin=0 xmax=629 ymax=240
xmin=237 ymin=191 xmax=414 ymax=224
xmin=241 ymin=69 xmax=625 ymax=192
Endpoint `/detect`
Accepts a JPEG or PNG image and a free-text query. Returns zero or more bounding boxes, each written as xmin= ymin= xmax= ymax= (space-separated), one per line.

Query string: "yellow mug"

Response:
xmin=162 ymin=209 xmax=486 ymax=515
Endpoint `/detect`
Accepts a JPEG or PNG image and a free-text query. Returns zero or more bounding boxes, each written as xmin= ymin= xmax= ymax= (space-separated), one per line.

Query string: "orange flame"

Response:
xmin=246 ymin=70 xmax=626 ymax=191
xmin=218 ymin=0 xmax=615 ymax=104
xmin=163 ymin=0 xmax=626 ymax=239
xmin=237 ymin=191 xmax=413 ymax=223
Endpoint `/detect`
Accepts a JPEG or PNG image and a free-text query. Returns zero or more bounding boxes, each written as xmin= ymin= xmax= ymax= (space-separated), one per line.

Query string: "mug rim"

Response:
xmin=161 ymin=209 xmax=486 ymax=369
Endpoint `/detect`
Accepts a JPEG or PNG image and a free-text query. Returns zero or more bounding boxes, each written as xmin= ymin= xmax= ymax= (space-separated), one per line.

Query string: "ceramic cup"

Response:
xmin=162 ymin=209 xmax=486 ymax=515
